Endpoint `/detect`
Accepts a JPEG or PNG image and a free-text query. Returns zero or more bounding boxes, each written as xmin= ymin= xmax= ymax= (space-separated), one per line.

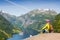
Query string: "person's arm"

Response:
xmin=41 ymin=23 xmax=48 ymax=30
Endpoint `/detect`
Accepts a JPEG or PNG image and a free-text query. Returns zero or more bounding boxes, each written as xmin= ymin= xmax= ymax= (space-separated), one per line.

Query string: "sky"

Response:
xmin=0 ymin=0 xmax=60 ymax=16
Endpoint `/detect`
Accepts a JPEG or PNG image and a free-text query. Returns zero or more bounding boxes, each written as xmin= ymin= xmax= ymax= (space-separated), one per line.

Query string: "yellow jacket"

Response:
xmin=41 ymin=23 xmax=50 ymax=30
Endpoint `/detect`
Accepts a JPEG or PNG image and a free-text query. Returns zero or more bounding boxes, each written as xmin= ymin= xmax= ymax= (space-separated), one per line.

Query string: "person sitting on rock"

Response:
xmin=41 ymin=19 xmax=53 ymax=33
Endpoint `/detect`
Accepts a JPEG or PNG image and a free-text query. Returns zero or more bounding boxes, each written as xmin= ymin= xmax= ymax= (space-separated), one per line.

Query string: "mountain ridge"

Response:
xmin=0 ymin=9 xmax=58 ymax=30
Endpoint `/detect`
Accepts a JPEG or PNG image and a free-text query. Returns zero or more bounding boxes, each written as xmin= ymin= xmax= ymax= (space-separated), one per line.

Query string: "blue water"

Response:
xmin=7 ymin=32 xmax=30 ymax=40
xmin=7 ymin=29 xmax=39 ymax=40
xmin=7 ymin=33 xmax=24 ymax=40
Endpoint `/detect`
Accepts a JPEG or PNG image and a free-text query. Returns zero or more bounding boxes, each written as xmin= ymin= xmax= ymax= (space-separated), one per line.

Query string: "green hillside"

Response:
xmin=52 ymin=13 xmax=60 ymax=33
xmin=0 ymin=15 xmax=20 ymax=40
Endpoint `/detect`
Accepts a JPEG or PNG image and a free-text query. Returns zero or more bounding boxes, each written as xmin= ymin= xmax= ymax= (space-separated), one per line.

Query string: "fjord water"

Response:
xmin=7 ymin=32 xmax=30 ymax=40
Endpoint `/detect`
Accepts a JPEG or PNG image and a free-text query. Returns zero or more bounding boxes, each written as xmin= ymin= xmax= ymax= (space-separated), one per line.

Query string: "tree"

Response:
xmin=52 ymin=13 xmax=60 ymax=32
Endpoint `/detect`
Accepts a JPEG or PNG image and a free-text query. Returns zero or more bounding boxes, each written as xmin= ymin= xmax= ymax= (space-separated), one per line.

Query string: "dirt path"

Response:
xmin=25 ymin=33 xmax=60 ymax=40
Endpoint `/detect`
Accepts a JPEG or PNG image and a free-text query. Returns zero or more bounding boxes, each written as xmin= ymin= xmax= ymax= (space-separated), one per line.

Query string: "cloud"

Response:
xmin=5 ymin=0 xmax=29 ymax=11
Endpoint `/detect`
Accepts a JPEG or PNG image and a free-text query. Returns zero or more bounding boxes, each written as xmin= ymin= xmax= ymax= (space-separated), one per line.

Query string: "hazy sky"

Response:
xmin=0 ymin=0 xmax=60 ymax=16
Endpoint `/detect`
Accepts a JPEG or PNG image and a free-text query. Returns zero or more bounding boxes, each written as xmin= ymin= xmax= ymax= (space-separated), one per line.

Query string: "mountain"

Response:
xmin=16 ymin=9 xmax=57 ymax=27
xmin=15 ymin=9 xmax=57 ymax=36
xmin=0 ymin=9 xmax=58 ymax=36
xmin=0 ymin=10 xmax=17 ymax=24
xmin=0 ymin=9 xmax=57 ymax=29
xmin=0 ymin=11 xmax=20 ymax=40
xmin=0 ymin=14 xmax=14 ymax=40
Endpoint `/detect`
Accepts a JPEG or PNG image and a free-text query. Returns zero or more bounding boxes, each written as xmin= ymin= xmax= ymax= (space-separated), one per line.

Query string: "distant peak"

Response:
xmin=31 ymin=9 xmax=56 ymax=12
xmin=0 ymin=10 xmax=8 ymax=13
xmin=38 ymin=9 xmax=49 ymax=11
xmin=28 ymin=9 xmax=57 ymax=15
